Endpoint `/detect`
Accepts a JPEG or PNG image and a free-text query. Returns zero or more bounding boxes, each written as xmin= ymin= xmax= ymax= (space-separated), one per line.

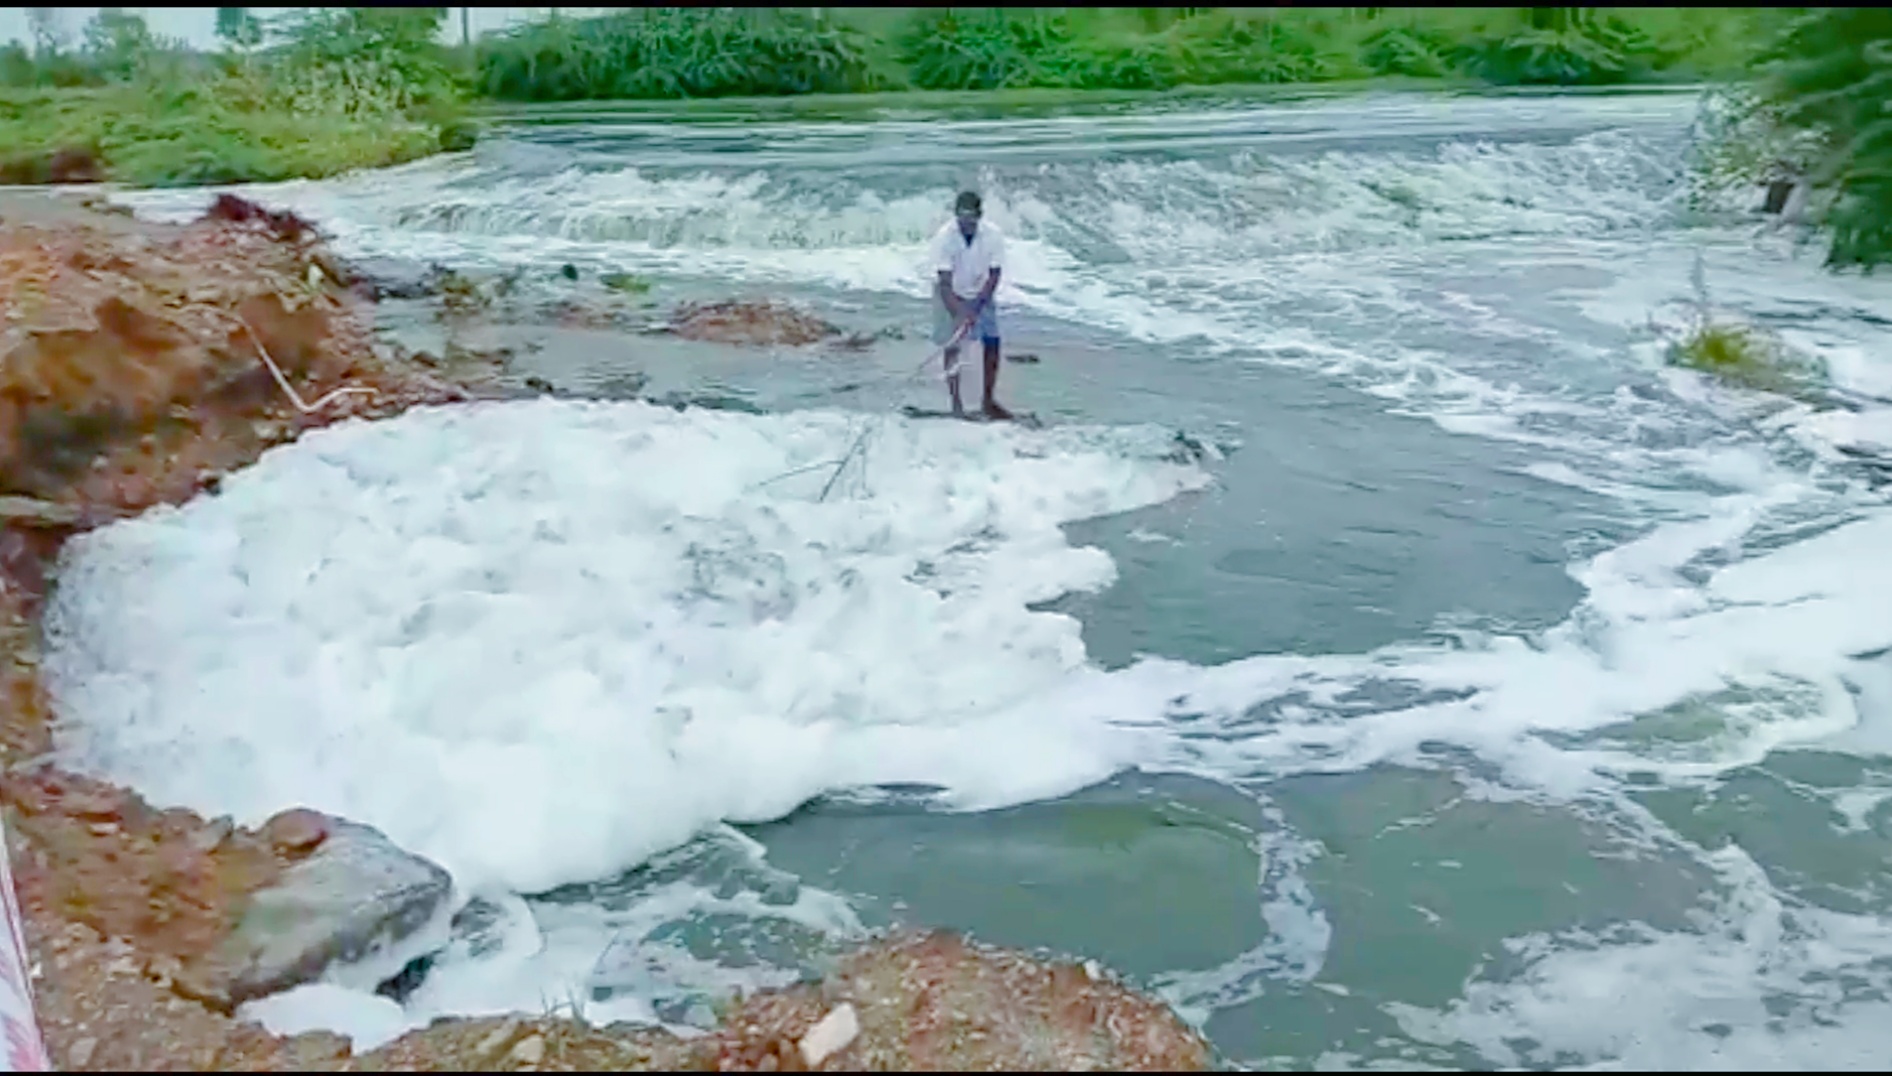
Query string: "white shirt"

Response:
xmin=929 ymin=219 xmax=1005 ymax=300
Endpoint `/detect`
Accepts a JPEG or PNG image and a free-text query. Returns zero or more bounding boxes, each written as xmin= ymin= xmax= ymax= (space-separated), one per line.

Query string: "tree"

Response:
xmin=216 ymin=7 xmax=265 ymax=53
xmin=83 ymin=8 xmax=156 ymax=79
xmin=25 ymin=8 xmax=65 ymax=58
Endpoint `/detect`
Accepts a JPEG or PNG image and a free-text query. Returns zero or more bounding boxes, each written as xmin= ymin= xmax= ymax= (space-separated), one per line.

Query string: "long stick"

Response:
xmin=815 ymin=299 xmax=987 ymax=503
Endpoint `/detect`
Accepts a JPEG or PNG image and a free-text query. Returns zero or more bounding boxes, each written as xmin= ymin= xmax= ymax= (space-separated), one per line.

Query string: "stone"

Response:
xmin=797 ymin=1003 xmax=859 ymax=1067
xmin=285 ymin=1030 xmax=353 ymax=1065
xmin=509 ymin=1034 xmax=546 ymax=1066
xmin=0 ymin=495 xmax=83 ymax=528
xmin=63 ymin=788 xmax=123 ymax=821
xmin=340 ymin=256 xmax=446 ymax=301
xmin=67 ymin=1037 xmax=98 ymax=1068
xmin=476 ymin=1018 xmax=522 ymax=1058
xmin=190 ymin=816 xmax=235 ymax=854
xmin=206 ymin=818 xmax=452 ymax=1008
xmin=261 ymin=808 xmax=331 ymax=857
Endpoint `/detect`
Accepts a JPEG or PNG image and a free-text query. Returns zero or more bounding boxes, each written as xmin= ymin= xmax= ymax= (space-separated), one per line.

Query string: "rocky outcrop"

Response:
xmin=0 ymin=773 xmax=449 ymax=1014
xmin=0 ymin=193 xmax=470 ymax=509
xmin=206 ymin=813 xmax=454 ymax=1010
xmin=346 ymin=929 xmax=1212 ymax=1072
xmin=710 ymin=929 xmax=1213 ymax=1071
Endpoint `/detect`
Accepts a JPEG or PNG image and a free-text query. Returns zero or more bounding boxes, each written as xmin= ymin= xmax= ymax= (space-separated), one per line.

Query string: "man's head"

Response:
xmin=954 ymin=190 xmax=982 ymax=238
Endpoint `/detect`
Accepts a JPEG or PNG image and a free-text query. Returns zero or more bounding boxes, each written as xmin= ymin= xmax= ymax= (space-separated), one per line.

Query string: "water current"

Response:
xmin=41 ymin=88 xmax=1892 ymax=1068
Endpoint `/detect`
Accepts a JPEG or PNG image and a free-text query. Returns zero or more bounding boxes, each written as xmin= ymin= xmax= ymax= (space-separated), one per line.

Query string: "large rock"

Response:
xmin=201 ymin=814 xmax=452 ymax=1009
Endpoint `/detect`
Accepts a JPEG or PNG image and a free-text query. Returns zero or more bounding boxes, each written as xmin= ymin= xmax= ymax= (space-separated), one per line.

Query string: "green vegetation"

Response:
xmin=1664 ymin=254 xmax=1827 ymax=399
xmin=1667 ymin=320 xmax=1827 ymax=398
xmin=476 ymin=7 xmax=1768 ymax=101
xmin=0 ymin=7 xmax=474 ymax=187
xmin=0 ymin=4 xmax=1880 ymax=280
xmin=477 ymin=8 xmax=888 ymax=101
xmin=1758 ymin=8 xmax=1892 ymax=271
xmin=1686 ymin=8 xmax=1891 ymax=272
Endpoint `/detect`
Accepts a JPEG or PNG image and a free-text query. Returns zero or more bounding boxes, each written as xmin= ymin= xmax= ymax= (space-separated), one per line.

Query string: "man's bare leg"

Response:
xmin=981 ymin=339 xmax=1013 ymax=420
xmin=944 ymin=346 xmax=967 ymax=417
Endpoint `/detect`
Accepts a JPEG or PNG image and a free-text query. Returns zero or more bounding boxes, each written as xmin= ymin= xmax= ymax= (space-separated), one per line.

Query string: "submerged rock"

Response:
xmin=663 ymin=299 xmax=841 ymax=347
xmin=204 ymin=814 xmax=452 ymax=1009
xmin=344 ymin=257 xmax=449 ymax=302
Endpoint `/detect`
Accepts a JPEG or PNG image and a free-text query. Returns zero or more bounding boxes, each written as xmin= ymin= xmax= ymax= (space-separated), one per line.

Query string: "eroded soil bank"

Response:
xmin=0 ymin=192 xmax=1212 ymax=1071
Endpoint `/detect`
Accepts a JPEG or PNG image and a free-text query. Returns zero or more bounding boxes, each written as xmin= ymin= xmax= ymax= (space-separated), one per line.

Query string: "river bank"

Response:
xmin=0 ymin=189 xmax=1213 ymax=1071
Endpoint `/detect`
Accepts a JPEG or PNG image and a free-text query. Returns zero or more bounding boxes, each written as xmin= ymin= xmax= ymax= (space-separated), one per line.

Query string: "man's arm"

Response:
xmin=973 ymin=266 xmax=1001 ymax=313
xmin=975 ymin=230 xmax=1004 ymax=311
xmin=937 ymin=269 xmax=964 ymax=319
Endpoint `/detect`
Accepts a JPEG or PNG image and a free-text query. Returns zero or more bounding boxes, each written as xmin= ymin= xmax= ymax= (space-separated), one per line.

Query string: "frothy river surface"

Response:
xmin=49 ymin=88 xmax=1892 ymax=1066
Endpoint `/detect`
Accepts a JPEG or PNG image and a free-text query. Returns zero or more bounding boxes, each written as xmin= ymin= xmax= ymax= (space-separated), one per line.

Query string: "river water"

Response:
xmin=44 ymin=88 xmax=1892 ymax=1067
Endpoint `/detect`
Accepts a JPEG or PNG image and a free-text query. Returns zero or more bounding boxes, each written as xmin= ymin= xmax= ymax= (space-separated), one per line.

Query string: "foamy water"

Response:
xmin=63 ymin=90 xmax=1892 ymax=1065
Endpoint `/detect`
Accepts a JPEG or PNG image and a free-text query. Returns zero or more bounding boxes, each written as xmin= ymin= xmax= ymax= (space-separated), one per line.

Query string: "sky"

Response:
xmin=0 ymin=8 xmax=603 ymax=49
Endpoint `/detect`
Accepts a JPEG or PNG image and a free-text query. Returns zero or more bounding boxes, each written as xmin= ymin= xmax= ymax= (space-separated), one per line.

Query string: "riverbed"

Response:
xmin=43 ymin=87 xmax=1892 ymax=1068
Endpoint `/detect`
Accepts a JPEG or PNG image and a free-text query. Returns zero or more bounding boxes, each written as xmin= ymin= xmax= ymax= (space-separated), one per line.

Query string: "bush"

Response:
xmin=479 ymin=8 xmax=881 ymax=101
xmin=1359 ymin=26 xmax=1451 ymax=78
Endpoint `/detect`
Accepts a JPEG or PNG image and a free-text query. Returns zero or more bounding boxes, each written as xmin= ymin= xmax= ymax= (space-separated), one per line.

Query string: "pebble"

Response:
xmin=509 ymin=1034 xmax=546 ymax=1066
xmin=476 ymin=1019 xmax=521 ymax=1058
xmin=189 ymin=817 xmax=234 ymax=853
xmin=798 ymin=1003 xmax=860 ymax=1067
xmin=68 ymin=1036 xmax=98 ymax=1068
xmin=261 ymin=807 xmax=330 ymax=856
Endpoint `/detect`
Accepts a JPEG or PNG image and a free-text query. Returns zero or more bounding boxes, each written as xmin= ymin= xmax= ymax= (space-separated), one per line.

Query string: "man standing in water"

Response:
xmin=931 ymin=190 xmax=1013 ymax=420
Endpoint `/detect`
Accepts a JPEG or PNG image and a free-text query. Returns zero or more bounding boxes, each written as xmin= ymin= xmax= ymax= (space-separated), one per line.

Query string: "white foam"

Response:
xmin=1385 ymin=847 xmax=1892 ymax=1070
xmin=1095 ymin=496 xmax=1892 ymax=803
xmin=238 ymin=983 xmax=419 ymax=1053
xmin=42 ymin=400 xmax=1207 ymax=895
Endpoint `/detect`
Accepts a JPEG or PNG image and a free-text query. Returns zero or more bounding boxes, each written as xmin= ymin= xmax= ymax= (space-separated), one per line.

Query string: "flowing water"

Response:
xmin=42 ymin=88 xmax=1892 ymax=1067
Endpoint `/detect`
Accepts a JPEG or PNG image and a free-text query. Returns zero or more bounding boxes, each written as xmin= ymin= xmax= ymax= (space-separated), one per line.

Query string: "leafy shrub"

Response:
xmin=480 ymin=8 xmax=881 ymax=101
xmin=896 ymin=8 xmax=1080 ymax=91
xmin=1460 ymin=27 xmax=1629 ymax=86
xmin=1359 ymin=26 xmax=1450 ymax=78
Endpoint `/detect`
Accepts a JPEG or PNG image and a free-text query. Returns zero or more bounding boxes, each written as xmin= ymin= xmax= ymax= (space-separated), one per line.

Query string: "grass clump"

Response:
xmin=1668 ymin=321 xmax=1819 ymax=398
xmin=1662 ymin=254 xmax=1827 ymax=399
xmin=600 ymin=272 xmax=654 ymax=296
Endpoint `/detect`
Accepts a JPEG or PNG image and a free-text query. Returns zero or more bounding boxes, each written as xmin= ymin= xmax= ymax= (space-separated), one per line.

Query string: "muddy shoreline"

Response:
xmin=0 ymin=191 xmax=1211 ymax=1071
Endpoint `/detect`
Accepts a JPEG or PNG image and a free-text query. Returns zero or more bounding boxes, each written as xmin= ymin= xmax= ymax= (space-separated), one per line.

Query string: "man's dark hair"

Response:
xmin=954 ymin=190 xmax=982 ymax=214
